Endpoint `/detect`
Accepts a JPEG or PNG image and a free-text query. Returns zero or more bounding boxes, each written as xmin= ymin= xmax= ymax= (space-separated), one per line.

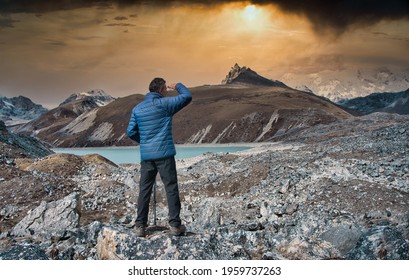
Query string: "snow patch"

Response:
xmin=212 ymin=122 xmax=236 ymax=144
xmin=255 ymin=111 xmax=279 ymax=142
xmin=117 ymin=133 xmax=127 ymax=142
xmin=88 ymin=122 xmax=113 ymax=142
xmin=187 ymin=125 xmax=212 ymax=144
xmin=62 ymin=109 xmax=97 ymax=135
xmin=4 ymin=118 xmax=30 ymax=127
xmin=4 ymin=101 xmax=14 ymax=108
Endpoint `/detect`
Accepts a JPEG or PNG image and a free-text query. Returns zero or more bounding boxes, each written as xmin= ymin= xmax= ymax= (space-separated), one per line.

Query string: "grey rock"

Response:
xmin=96 ymin=225 xmax=217 ymax=260
xmin=0 ymin=243 xmax=49 ymax=260
xmin=346 ymin=226 xmax=409 ymax=260
xmin=11 ymin=192 xmax=80 ymax=238
xmin=189 ymin=198 xmax=222 ymax=231
xmin=285 ymin=203 xmax=298 ymax=215
xmin=0 ymin=205 xmax=19 ymax=219
xmin=124 ymin=174 xmax=138 ymax=188
xmin=319 ymin=224 xmax=363 ymax=255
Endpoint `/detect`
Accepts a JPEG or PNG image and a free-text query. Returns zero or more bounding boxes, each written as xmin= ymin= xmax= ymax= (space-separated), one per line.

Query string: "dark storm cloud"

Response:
xmin=268 ymin=0 xmax=409 ymax=34
xmin=1 ymin=0 xmax=408 ymax=33
xmin=0 ymin=16 xmax=18 ymax=28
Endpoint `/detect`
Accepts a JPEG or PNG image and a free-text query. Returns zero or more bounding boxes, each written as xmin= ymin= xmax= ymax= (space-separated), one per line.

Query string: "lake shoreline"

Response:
xmin=52 ymin=143 xmax=273 ymax=165
xmin=52 ymin=142 xmax=266 ymax=150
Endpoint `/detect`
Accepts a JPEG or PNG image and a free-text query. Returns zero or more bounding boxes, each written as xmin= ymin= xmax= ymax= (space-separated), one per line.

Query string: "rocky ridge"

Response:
xmin=0 ymin=120 xmax=53 ymax=163
xmin=0 ymin=113 xmax=408 ymax=260
xmin=59 ymin=89 xmax=115 ymax=107
xmin=222 ymin=63 xmax=287 ymax=87
xmin=337 ymin=89 xmax=409 ymax=115
xmin=0 ymin=96 xmax=48 ymax=126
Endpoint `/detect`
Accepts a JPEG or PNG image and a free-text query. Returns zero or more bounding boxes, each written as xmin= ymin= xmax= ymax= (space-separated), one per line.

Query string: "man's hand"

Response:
xmin=167 ymin=83 xmax=177 ymax=90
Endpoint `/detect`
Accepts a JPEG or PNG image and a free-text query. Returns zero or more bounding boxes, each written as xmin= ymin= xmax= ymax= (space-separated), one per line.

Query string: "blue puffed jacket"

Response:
xmin=127 ymin=83 xmax=192 ymax=161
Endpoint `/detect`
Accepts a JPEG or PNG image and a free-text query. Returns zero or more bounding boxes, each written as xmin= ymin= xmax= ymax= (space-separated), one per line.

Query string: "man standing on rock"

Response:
xmin=127 ymin=77 xmax=192 ymax=237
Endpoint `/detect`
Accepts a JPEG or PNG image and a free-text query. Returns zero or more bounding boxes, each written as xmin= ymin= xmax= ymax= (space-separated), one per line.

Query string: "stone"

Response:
xmin=0 ymin=243 xmax=49 ymax=260
xmin=346 ymin=226 xmax=409 ymax=260
xmin=11 ymin=192 xmax=80 ymax=238
xmin=319 ymin=224 xmax=363 ymax=255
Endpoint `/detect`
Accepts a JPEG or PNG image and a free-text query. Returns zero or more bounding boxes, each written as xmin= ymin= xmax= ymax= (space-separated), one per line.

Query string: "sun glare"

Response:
xmin=243 ymin=5 xmax=258 ymax=22
xmin=238 ymin=4 xmax=270 ymax=32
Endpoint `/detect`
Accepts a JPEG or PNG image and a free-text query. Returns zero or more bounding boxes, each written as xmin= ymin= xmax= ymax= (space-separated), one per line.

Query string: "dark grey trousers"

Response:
xmin=135 ymin=156 xmax=182 ymax=227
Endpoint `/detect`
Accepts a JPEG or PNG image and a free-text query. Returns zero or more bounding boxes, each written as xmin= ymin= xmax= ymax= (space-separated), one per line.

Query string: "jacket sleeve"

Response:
xmin=126 ymin=110 xmax=140 ymax=143
xmin=163 ymin=83 xmax=192 ymax=115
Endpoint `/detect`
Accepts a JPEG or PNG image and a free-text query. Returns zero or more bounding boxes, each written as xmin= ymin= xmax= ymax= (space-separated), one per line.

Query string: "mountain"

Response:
xmin=173 ymin=84 xmax=351 ymax=144
xmin=0 ymin=96 xmax=48 ymax=126
xmin=0 ymin=120 xmax=53 ymax=161
xmin=337 ymin=89 xmax=409 ymax=115
xmin=60 ymin=89 xmax=115 ymax=107
xmin=222 ymin=63 xmax=287 ymax=87
xmin=13 ymin=89 xmax=115 ymax=146
xmin=281 ymin=67 xmax=409 ymax=102
xmin=15 ymin=74 xmax=352 ymax=147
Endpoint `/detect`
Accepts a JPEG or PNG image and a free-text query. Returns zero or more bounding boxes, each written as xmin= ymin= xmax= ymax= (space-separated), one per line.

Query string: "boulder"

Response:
xmin=0 ymin=243 xmax=49 ymax=260
xmin=11 ymin=192 xmax=80 ymax=238
xmin=319 ymin=224 xmax=363 ymax=255
xmin=96 ymin=226 xmax=219 ymax=260
xmin=346 ymin=226 xmax=409 ymax=260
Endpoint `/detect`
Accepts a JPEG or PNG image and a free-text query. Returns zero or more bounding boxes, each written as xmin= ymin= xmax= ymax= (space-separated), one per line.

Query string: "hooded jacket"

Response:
xmin=127 ymin=83 xmax=192 ymax=161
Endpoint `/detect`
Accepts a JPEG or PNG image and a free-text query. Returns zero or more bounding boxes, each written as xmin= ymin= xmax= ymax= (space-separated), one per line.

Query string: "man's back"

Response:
xmin=127 ymin=83 xmax=192 ymax=161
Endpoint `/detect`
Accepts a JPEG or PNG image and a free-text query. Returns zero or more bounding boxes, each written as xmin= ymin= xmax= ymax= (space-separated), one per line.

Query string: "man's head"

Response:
xmin=149 ymin=77 xmax=167 ymax=95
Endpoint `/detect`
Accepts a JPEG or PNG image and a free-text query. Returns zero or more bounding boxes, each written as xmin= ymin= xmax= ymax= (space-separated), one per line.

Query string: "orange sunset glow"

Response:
xmin=0 ymin=0 xmax=408 ymax=108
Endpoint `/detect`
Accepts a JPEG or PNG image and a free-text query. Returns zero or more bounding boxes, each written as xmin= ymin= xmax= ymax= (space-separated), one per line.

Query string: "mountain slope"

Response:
xmin=13 ymin=90 xmax=115 ymax=146
xmin=21 ymin=83 xmax=351 ymax=147
xmin=0 ymin=96 xmax=48 ymax=126
xmin=0 ymin=120 xmax=53 ymax=160
xmin=174 ymin=84 xmax=351 ymax=144
xmin=337 ymin=89 xmax=409 ymax=115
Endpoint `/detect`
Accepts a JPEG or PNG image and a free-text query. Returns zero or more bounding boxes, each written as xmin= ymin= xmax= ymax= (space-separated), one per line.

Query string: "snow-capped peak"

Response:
xmin=280 ymin=67 xmax=409 ymax=102
xmin=60 ymin=89 xmax=115 ymax=107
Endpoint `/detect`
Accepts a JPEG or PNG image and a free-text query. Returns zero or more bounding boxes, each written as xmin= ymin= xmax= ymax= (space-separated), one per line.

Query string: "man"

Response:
xmin=127 ymin=77 xmax=192 ymax=237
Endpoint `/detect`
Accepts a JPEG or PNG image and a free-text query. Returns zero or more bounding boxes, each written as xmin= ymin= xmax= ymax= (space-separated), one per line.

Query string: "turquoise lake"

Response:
xmin=52 ymin=145 xmax=251 ymax=165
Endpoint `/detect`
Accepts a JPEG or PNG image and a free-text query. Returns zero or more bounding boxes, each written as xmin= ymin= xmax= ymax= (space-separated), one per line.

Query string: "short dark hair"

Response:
xmin=149 ymin=77 xmax=166 ymax=93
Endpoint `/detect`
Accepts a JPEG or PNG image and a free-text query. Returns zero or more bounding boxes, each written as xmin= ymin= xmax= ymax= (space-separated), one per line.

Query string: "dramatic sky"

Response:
xmin=1 ymin=0 xmax=408 ymax=108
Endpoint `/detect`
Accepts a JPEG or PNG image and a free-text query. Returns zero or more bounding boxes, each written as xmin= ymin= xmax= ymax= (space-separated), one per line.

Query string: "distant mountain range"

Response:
xmin=12 ymin=89 xmax=115 ymax=146
xmin=5 ymin=64 xmax=408 ymax=148
xmin=337 ymin=89 xmax=409 ymax=115
xmin=12 ymin=65 xmax=352 ymax=147
xmin=0 ymin=96 xmax=48 ymax=126
xmin=281 ymin=67 xmax=409 ymax=102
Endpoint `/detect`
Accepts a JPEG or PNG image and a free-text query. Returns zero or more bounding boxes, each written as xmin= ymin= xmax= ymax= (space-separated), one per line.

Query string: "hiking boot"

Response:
xmin=135 ymin=226 xmax=146 ymax=237
xmin=170 ymin=224 xmax=186 ymax=236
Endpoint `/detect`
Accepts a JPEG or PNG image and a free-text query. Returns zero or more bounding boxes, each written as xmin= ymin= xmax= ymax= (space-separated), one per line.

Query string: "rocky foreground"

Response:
xmin=0 ymin=113 xmax=408 ymax=260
